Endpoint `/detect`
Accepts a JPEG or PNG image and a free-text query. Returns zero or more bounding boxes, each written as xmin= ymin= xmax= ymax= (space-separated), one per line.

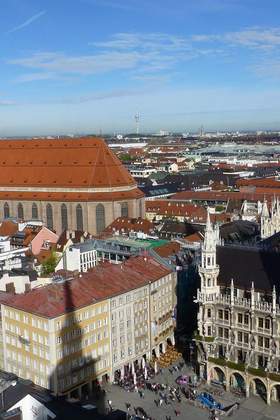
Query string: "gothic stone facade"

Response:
xmin=195 ymin=213 xmax=280 ymax=405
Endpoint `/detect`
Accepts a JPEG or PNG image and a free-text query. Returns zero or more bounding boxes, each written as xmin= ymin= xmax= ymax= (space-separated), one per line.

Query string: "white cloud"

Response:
xmin=253 ymin=59 xmax=280 ymax=78
xmin=0 ymin=99 xmax=17 ymax=106
xmin=192 ymin=27 xmax=280 ymax=51
xmin=8 ymin=28 xmax=280 ymax=85
xmin=7 ymin=10 xmax=46 ymax=34
xmin=8 ymin=33 xmax=202 ymax=82
xmin=15 ymin=72 xmax=57 ymax=83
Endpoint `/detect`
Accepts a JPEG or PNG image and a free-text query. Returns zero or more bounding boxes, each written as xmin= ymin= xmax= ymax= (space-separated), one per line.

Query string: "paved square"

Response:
xmin=92 ymin=359 xmax=280 ymax=419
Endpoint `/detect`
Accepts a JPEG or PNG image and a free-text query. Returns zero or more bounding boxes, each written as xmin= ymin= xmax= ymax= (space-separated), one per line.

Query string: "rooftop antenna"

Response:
xmin=135 ymin=113 xmax=140 ymax=135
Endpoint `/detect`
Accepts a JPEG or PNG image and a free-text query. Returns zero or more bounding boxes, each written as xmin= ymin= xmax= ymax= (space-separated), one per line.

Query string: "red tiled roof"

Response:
xmin=171 ymin=190 xmax=280 ymax=202
xmin=153 ymin=241 xmax=181 ymax=258
xmin=56 ymin=231 xmax=91 ymax=250
xmin=184 ymin=232 xmax=204 ymax=243
xmin=103 ymin=217 xmax=154 ymax=235
xmin=236 ymin=177 xmax=280 ymax=189
xmin=5 ymin=256 xmax=172 ymax=318
xmin=0 ymin=220 xmax=18 ymax=237
xmin=0 ymin=137 xmax=137 ymax=189
xmin=22 ymin=226 xmax=42 ymax=246
xmin=0 ymin=188 xmax=144 ymax=202
xmin=146 ymin=200 xmax=207 ymax=220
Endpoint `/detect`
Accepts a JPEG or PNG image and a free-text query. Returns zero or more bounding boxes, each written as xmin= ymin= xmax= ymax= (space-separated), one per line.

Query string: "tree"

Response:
xmin=119 ymin=153 xmax=133 ymax=162
xmin=41 ymin=251 xmax=58 ymax=276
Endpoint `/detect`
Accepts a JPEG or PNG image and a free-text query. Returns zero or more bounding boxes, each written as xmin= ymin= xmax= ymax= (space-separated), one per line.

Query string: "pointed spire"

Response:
xmin=206 ymin=207 xmax=212 ymax=231
xmin=262 ymin=198 xmax=269 ymax=218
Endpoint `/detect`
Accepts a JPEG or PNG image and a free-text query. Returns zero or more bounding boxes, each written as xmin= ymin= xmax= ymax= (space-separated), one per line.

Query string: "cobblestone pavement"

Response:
xmin=92 ymin=360 xmax=280 ymax=420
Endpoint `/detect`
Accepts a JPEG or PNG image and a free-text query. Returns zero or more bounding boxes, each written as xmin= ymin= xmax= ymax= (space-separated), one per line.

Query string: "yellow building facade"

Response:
xmin=2 ymin=299 xmax=110 ymax=398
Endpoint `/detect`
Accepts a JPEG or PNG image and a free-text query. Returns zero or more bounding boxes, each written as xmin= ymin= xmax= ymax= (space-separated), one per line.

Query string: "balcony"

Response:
xmin=247 ymin=366 xmax=267 ymax=378
xmin=227 ymin=361 xmax=246 ymax=372
xmin=208 ymin=357 xmax=226 ymax=366
xmin=197 ymin=292 xmax=280 ymax=314
xmin=194 ymin=334 xmax=215 ymax=343
xmin=268 ymin=372 xmax=280 ymax=382
xmin=236 ymin=341 xmax=249 ymax=349
xmin=208 ymin=358 xmax=246 ymax=372
xmin=217 ymin=319 xmax=230 ymax=326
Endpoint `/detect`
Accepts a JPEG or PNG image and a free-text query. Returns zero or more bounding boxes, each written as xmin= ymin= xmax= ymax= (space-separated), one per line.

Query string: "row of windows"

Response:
xmin=4 ymin=310 xmax=48 ymax=331
xmin=58 ymin=358 xmax=108 ymax=390
xmin=6 ymin=353 xmax=50 ymax=371
xmin=56 ymin=334 xmax=108 ymax=359
xmin=3 ymin=201 xmax=129 ymax=233
xmin=55 ymin=307 xmax=108 ymax=330
xmin=57 ymin=320 xmax=108 ymax=342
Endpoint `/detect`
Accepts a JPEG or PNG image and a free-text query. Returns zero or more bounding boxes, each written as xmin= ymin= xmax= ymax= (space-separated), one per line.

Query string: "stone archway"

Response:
xmin=230 ymin=372 xmax=246 ymax=393
xmin=250 ymin=378 xmax=267 ymax=402
xmin=271 ymin=384 xmax=280 ymax=403
xmin=210 ymin=366 xmax=226 ymax=386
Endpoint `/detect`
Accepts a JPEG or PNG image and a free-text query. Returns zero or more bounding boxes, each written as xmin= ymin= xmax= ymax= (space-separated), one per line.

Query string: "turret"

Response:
xmin=261 ymin=198 xmax=270 ymax=239
xmin=199 ymin=208 xmax=220 ymax=295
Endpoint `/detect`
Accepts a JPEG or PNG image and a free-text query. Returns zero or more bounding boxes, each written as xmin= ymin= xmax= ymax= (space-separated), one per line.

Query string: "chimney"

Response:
xmin=6 ymin=283 xmax=15 ymax=294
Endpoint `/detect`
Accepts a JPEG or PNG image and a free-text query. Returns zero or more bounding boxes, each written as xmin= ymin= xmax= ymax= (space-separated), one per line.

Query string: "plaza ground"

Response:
xmin=90 ymin=359 xmax=280 ymax=420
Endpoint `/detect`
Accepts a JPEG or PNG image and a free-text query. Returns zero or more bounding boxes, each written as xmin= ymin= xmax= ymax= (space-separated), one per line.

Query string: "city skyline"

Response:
xmin=1 ymin=0 xmax=280 ymax=135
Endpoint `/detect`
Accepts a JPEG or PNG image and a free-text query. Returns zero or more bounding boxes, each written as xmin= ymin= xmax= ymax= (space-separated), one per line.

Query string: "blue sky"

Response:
xmin=1 ymin=0 xmax=280 ymax=135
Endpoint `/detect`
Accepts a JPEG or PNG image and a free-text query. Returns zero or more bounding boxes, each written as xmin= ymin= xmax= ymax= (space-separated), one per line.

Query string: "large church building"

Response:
xmin=0 ymin=137 xmax=145 ymax=234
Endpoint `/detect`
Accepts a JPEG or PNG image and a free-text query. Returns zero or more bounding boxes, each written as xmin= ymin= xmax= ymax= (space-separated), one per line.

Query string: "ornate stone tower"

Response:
xmin=198 ymin=210 xmax=220 ymax=296
xmin=261 ymin=197 xmax=280 ymax=239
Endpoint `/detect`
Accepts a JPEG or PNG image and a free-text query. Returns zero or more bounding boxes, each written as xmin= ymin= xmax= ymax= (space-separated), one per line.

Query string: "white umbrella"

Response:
xmin=144 ymin=367 xmax=148 ymax=380
xmin=154 ymin=360 xmax=158 ymax=374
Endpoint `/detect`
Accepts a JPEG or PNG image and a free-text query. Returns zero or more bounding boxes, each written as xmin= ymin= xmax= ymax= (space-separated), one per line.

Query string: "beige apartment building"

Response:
xmin=1 ymin=256 xmax=177 ymax=398
xmin=110 ymin=262 xmax=176 ymax=380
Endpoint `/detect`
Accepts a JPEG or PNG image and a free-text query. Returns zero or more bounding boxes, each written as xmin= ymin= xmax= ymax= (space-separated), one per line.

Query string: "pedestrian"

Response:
xmin=154 ymin=399 xmax=158 ymax=407
xmin=174 ymin=409 xmax=180 ymax=416
xmin=126 ymin=402 xmax=131 ymax=411
xmin=107 ymin=400 xmax=112 ymax=412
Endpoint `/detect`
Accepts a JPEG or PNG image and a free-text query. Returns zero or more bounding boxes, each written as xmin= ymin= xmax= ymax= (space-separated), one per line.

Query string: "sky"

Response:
xmin=1 ymin=0 xmax=280 ymax=135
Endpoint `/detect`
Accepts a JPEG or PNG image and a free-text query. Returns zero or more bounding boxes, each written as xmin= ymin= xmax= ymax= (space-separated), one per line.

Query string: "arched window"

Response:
xmin=32 ymin=203 xmax=38 ymax=219
xmin=121 ymin=202 xmax=128 ymax=218
xmin=17 ymin=203 xmax=24 ymax=220
xmin=46 ymin=204 xmax=53 ymax=230
xmin=96 ymin=204 xmax=105 ymax=234
xmin=4 ymin=203 xmax=10 ymax=219
xmin=61 ymin=204 xmax=68 ymax=231
xmin=76 ymin=204 xmax=83 ymax=231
